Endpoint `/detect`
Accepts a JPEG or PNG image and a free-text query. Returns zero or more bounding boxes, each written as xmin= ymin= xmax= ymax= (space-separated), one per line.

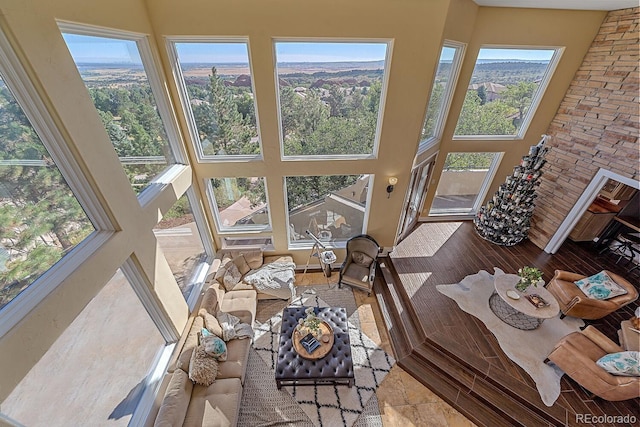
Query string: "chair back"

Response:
xmin=346 ymin=234 xmax=380 ymax=262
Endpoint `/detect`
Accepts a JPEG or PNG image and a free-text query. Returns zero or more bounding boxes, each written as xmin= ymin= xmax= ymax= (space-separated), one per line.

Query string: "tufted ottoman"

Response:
xmin=275 ymin=307 xmax=354 ymax=389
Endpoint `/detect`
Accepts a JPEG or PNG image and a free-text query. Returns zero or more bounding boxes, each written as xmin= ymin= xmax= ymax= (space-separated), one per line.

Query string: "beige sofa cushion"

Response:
xmin=154 ymin=369 xmax=193 ymax=427
xmin=263 ymin=255 xmax=293 ymax=264
xmin=232 ymin=255 xmax=251 ymax=275
xmin=220 ymin=289 xmax=257 ymax=326
xmin=183 ymin=378 xmax=243 ymax=427
xmin=176 ymin=316 xmax=204 ymax=372
xmin=216 ymin=337 xmax=252 ymax=383
xmin=200 ymin=287 xmax=220 ymax=314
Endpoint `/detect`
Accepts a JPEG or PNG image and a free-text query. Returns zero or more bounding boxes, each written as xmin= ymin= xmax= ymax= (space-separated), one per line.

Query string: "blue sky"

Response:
xmin=63 ymin=33 xmax=551 ymax=64
xmin=63 ymin=34 xmax=142 ymax=64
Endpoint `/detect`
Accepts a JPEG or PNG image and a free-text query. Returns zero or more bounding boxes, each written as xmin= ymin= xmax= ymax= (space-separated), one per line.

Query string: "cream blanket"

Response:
xmin=243 ymin=261 xmax=296 ymax=299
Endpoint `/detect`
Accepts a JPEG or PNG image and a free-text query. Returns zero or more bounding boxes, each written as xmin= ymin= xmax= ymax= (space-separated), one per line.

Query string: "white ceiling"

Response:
xmin=474 ymin=0 xmax=639 ymax=11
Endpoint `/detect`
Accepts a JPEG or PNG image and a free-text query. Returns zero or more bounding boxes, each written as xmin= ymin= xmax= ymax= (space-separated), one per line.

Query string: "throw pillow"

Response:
xmin=201 ymin=328 xmax=228 ymax=361
xmin=232 ymin=254 xmax=251 ymax=275
xmin=352 ymin=251 xmax=374 ymax=267
xmin=596 ymin=351 xmax=640 ymax=377
xmin=188 ymin=343 xmax=219 ymax=386
xmin=213 ymin=256 xmax=232 ymax=283
xmin=241 ymin=250 xmax=263 ymax=269
xmin=223 ymin=263 xmax=242 ymax=291
xmin=574 ymin=271 xmax=628 ymax=300
xmin=198 ymin=308 xmax=224 ymax=338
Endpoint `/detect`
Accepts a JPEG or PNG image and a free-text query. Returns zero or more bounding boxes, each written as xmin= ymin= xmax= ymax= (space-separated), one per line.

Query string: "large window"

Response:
xmin=154 ymin=192 xmax=209 ymax=301
xmin=171 ymin=41 xmax=261 ymax=159
xmin=420 ymin=42 xmax=464 ymax=146
xmin=61 ymin=28 xmax=181 ymax=195
xmin=208 ymin=177 xmax=270 ymax=232
xmin=429 ymin=153 xmax=501 ymax=216
xmin=275 ymin=41 xmax=390 ymax=158
xmin=1 ymin=269 xmax=165 ymax=426
xmin=0 ymin=74 xmax=95 ymax=310
xmin=454 ymin=47 xmax=560 ymax=138
xmin=286 ymin=175 xmax=370 ymax=246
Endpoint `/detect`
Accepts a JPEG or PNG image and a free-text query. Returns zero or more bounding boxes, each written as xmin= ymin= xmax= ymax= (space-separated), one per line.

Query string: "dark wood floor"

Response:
xmin=377 ymin=221 xmax=639 ymax=427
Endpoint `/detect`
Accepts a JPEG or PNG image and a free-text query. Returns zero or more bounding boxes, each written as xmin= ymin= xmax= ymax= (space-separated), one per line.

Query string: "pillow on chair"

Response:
xmin=596 ymin=351 xmax=640 ymax=377
xmin=574 ymin=271 xmax=628 ymax=300
xmin=352 ymin=251 xmax=373 ymax=267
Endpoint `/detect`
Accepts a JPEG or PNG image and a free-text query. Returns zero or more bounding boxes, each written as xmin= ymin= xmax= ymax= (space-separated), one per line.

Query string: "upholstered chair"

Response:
xmin=547 ymin=326 xmax=640 ymax=401
xmin=338 ymin=234 xmax=380 ymax=295
xmin=545 ymin=270 xmax=638 ymax=320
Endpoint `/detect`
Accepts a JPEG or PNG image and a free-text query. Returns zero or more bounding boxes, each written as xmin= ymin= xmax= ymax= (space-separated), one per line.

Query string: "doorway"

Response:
xmin=397 ymin=157 xmax=434 ymax=242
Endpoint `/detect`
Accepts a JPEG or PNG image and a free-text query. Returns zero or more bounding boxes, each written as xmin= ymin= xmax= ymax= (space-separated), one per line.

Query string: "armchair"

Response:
xmin=547 ymin=325 xmax=640 ymax=401
xmin=338 ymin=234 xmax=380 ymax=295
xmin=545 ymin=270 xmax=638 ymax=320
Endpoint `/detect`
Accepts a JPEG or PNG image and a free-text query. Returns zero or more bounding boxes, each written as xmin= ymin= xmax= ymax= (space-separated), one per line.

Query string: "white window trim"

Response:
xmin=57 ymin=21 xmax=189 ymax=199
xmin=205 ymin=177 xmax=273 ymax=233
xmin=165 ymin=36 xmax=264 ymax=163
xmin=0 ymin=26 xmax=117 ymax=337
xmin=418 ymin=40 xmax=466 ymax=152
xmin=452 ymin=45 xmax=564 ymax=140
xmin=273 ymin=38 xmax=393 ymax=160
xmin=284 ymin=174 xmax=373 ymax=250
xmin=128 ymin=342 xmax=176 ymax=427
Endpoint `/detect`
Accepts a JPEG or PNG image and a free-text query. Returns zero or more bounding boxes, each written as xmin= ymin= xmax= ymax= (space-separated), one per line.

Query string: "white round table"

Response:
xmin=489 ymin=274 xmax=560 ymax=330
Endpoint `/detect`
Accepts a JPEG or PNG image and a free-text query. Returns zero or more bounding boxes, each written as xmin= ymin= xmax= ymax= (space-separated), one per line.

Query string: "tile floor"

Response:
xmin=296 ymin=272 xmax=476 ymax=427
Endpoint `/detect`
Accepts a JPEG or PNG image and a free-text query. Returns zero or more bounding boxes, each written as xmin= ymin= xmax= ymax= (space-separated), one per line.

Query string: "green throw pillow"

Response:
xmin=574 ymin=271 xmax=627 ymax=300
xmin=596 ymin=351 xmax=640 ymax=377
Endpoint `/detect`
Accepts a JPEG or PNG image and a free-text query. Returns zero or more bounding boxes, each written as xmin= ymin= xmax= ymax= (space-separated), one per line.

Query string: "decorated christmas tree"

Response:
xmin=474 ymin=135 xmax=549 ymax=246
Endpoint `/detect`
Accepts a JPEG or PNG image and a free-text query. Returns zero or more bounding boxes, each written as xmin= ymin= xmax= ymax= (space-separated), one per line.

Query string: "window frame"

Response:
xmin=452 ymin=45 xmax=563 ymax=140
xmin=57 ymin=21 xmax=189 ymax=197
xmin=418 ymin=40 xmax=466 ymax=153
xmin=0 ymin=25 xmax=115 ymax=337
xmin=428 ymin=152 xmax=503 ymax=218
xmin=205 ymin=176 xmax=273 ymax=234
xmin=273 ymin=38 xmax=393 ymax=161
xmin=165 ymin=36 xmax=264 ymax=163
xmin=284 ymin=174 xmax=373 ymax=250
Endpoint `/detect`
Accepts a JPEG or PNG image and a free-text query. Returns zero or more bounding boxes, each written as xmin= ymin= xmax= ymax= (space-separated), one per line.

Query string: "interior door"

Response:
xmin=397 ymin=159 xmax=434 ymax=242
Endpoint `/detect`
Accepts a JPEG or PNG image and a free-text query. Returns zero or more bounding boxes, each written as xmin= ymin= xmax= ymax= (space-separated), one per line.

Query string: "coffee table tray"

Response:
xmin=292 ymin=321 xmax=334 ymax=359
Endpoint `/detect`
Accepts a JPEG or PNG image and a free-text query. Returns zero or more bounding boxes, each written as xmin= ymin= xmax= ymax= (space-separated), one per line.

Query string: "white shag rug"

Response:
xmin=436 ymin=268 xmax=584 ymax=407
xmin=249 ymin=286 xmax=395 ymax=427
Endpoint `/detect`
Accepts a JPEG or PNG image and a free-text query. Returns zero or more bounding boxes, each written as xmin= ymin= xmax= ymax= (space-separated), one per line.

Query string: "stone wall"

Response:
xmin=530 ymin=7 xmax=639 ymax=249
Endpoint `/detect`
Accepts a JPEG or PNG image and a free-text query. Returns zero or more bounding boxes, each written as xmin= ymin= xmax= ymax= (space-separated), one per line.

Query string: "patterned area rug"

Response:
xmin=238 ymin=285 xmax=394 ymax=427
xmin=436 ymin=268 xmax=584 ymax=407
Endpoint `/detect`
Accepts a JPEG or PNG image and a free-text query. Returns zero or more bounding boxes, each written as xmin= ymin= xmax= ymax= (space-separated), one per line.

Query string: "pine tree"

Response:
xmin=473 ymin=135 xmax=549 ymax=246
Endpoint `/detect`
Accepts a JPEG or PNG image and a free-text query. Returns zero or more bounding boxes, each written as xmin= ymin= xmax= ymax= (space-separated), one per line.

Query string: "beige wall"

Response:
xmin=0 ymin=0 xmax=610 ymax=403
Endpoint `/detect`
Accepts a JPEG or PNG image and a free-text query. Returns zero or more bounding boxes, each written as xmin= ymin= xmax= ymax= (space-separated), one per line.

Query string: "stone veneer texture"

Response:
xmin=530 ymin=7 xmax=639 ymax=249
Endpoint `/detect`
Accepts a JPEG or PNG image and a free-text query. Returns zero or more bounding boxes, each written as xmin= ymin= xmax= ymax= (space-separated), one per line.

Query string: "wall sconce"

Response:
xmin=387 ymin=177 xmax=398 ymax=198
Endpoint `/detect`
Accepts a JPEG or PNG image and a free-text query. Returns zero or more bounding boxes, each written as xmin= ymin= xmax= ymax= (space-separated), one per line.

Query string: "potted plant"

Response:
xmin=516 ymin=266 xmax=543 ymax=292
xmin=297 ymin=307 xmax=323 ymax=339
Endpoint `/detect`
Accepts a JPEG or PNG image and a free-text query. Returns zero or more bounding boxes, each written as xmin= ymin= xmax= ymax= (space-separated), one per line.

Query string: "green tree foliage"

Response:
xmin=190 ymin=67 xmax=257 ymax=156
xmin=502 ymin=81 xmax=537 ymax=121
xmin=421 ymin=83 xmax=444 ymax=140
xmin=454 ymin=91 xmax=516 ymax=136
xmin=0 ymin=85 xmax=94 ymax=305
xmin=444 ymin=152 xmax=495 ymax=170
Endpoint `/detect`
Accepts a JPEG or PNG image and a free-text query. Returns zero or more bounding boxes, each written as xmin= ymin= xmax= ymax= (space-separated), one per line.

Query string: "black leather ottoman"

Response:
xmin=275 ymin=306 xmax=354 ymax=389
